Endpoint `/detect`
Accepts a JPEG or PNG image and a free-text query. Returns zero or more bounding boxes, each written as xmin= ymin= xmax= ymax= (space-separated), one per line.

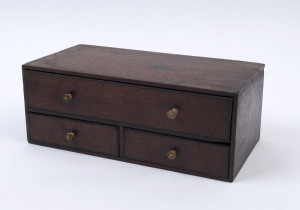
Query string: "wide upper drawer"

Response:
xmin=25 ymin=70 xmax=233 ymax=141
xmin=124 ymin=129 xmax=229 ymax=178
xmin=29 ymin=113 xmax=118 ymax=156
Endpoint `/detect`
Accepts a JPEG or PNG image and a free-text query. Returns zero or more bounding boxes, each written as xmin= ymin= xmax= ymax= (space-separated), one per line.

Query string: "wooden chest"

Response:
xmin=22 ymin=45 xmax=264 ymax=182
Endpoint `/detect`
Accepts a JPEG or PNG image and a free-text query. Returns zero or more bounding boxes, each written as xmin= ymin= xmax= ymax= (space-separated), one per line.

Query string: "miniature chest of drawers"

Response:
xmin=22 ymin=44 xmax=264 ymax=182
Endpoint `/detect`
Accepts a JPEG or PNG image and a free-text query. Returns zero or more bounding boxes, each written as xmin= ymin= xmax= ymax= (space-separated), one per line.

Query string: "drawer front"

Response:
xmin=124 ymin=129 xmax=229 ymax=178
xmin=29 ymin=113 xmax=118 ymax=156
xmin=26 ymin=70 xmax=232 ymax=141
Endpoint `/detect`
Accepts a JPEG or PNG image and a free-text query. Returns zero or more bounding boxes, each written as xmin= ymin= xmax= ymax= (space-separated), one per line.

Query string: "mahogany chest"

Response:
xmin=22 ymin=44 xmax=264 ymax=182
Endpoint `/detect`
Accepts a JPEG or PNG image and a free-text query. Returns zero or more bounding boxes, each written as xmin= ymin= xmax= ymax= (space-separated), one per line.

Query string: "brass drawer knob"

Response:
xmin=63 ymin=93 xmax=73 ymax=102
xmin=166 ymin=108 xmax=178 ymax=119
xmin=65 ymin=132 xmax=75 ymax=141
xmin=167 ymin=150 xmax=177 ymax=160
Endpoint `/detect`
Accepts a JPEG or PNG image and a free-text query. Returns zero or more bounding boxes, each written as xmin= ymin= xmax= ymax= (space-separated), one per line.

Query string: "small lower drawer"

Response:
xmin=124 ymin=129 xmax=229 ymax=178
xmin=28 ymin=113 xmax=118 ymax=156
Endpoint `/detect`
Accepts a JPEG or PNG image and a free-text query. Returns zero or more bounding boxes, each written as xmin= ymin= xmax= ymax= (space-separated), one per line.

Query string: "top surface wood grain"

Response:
xmin=23 ymin=44 xmax=264 ymax=96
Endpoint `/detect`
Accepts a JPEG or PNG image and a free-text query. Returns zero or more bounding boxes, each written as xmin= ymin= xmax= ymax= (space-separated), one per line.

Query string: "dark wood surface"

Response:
xmin=124 ymin=129 xmax=229 ymax=178
xmin=23 ymin=44 xmax=264 ymax=96
xmin=29 ymin=113 xmax=118 ymax=156
xmin=232 ymin=70 xmax=264 ymax=179
xmin=25 ymin=70 xmax=233 ymax=141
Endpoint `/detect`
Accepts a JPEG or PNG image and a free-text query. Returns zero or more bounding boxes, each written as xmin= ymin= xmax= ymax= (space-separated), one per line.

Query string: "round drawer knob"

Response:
xmin=63 ymin=93 xmax=73 ymax=102
xmin=166 ymin=108 xmax=178 ymax=120
xmin=167 ymin=150 xmax=177 ymax=160
xmin=65 ymin=132 xmax=75 ymax=141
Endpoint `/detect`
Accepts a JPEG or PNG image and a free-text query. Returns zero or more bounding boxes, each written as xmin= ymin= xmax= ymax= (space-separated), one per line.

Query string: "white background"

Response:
xmin=0 ymin=0 xmax=299 ymax=209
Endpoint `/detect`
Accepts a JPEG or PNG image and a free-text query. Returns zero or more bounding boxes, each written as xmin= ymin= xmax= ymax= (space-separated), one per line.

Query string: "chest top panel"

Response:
xmin=23 ymin=44 xmax=264 ymax=96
